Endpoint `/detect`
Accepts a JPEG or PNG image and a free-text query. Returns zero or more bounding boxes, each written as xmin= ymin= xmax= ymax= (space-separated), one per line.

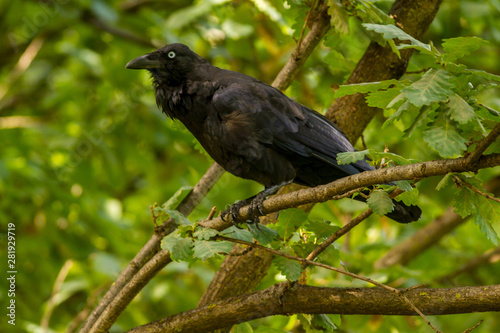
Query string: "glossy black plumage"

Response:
xmin=126 ymin=43 xmax=421 ymax=223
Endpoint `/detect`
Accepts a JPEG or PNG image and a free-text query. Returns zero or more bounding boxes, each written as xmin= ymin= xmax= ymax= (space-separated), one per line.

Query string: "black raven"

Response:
xmin=126 ymin=43 xmax=421 ymax=224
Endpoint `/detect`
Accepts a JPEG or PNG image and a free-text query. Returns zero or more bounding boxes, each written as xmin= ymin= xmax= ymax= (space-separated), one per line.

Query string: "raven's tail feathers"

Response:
xmin=386 ymin=200 xmax=422 ymax=224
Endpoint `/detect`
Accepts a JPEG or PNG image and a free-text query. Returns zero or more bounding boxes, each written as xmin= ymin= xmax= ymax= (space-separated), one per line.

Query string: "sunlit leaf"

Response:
xmin=424 ymin=118 xmax=467 ymax=157
xmin=442 ymin=37 xmax=489 ymax=62
xmin=401 ymin=69 xmax=456 ymax=107
xmin=367 ymin=189 xmax=394 ymax=216
xmin=192 ymin=240 xmax=233 ymax=261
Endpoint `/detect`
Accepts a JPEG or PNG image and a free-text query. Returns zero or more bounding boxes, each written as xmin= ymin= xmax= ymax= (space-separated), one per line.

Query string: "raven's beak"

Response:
xmin=126 ymin=54 xmax=162 ymax=69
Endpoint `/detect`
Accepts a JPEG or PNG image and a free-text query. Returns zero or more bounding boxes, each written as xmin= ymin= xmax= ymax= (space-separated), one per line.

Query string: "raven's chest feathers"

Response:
xmin=155 ymin=80 xmax=218 ymax=121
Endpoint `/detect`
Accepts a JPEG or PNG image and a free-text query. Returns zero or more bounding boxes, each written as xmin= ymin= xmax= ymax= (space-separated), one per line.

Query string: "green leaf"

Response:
xmin=442 ymin=37 xmax=489 ymax=62
xmin=367 ymin=189 xmax=394 ymax=216
xmin=163 ymin=186 xmax=193 ymax=209
xmin=452 ymin=187 xmax=477 ymax=218
xmin=362 ymin=24 xmax=435 ymax=56
xmin=317 ymin=245 xmax=340 ymax=267
xmin=327 ymin=0 xmax=349 ymax=35
xmin=248 ymin=223 xmax=279 ymax=245
xmin=366 ymin=87 xmax=403 ymax=108
xmin=355 ymin=1 xmax=394 ymax=25
xmin=162 ymin=234 xmax=194 ymax=261
xmin=424 ymin=118 xmax=468 ymax=157
xmin=436 ymin=173 xmax=454 ymax=191
xmin=304 ymin=220 xmax=340 ymax=240
xmin=156 ymin=208 xmax=192 ymax=226
xmin=192 ymin=240 xmax=233 ymax=261
xmin=193 ymin=227 xmax=220 ymax=240
xmin=401 ymin=69 xmax=456 ymax=107
xmin=233 ymin=322 xmax=253 ymax=333
xmin=337 ymin=149 xmax=369 ymax=165
xmin=474 ymin=195 xmax=500 ymax=245
xmin=465 ymin=69 xmax=500 ymax=83
xmin=272 ymin=248 xmax=303 ymax=281
xmin=394 ymin=180 xmax=414 ymax=192
xmin=275 ymin=208 xmax=308 ymax=239
xmin=396 ymin=187 xmax=420 ymax=206
xmin=446 ymin=94 xmax=476 ymax=124
xmin=376 ymin=152 xmax=411 ymax=165
xmin=221 ymin=226 xmax=254 ymax=243
xmin=333 ymin=80 xmax=401 ymax=99
xmin=312 ymin=313 xmax=338 ymax=331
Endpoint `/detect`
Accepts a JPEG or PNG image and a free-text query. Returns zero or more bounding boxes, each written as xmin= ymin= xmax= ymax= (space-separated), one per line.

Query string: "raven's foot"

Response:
xmin=221 ymin=200 xmax=250 ymax=229
xmin=221 ymin=181 xmax=292 ymax=228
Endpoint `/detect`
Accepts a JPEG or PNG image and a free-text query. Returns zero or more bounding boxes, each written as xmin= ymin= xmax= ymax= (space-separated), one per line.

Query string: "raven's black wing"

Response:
xmin=208 ymin=71 xmax=372 ymax=187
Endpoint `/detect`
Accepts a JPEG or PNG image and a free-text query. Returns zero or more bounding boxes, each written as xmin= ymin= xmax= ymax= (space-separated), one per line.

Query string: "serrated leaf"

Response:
xmin=394 ymin=180 xmax=414 ymax=192
xmin=396 ymin=187 xmax=419 ymax=206
xmin=466 ymin=69 xmax=500 ymax=83
xmin=355 ymin=1 xmax=394 ymax=25
xmin=327 ymin=0 xmax=349 ymax=35
xmin=162 ymin=234 xmax=194 ymax=261
xmin=367 ymin=189 xmax=394 ymax=216
xmin=474 ymin=195 xmax=500 ymax=245
xmin=436 ymin=173 xmax=454 ymax=191
xmin=193 ymin=227 xmax=219 ymax=240
xmin=163 ymin=186 xmax=193 ymax=209
xmin=424 ymin=118 xmax=468 ymax=157
xmin=248 ymin=223 xmax=279 ymax=245
xmin=221 ymin=226 xmax=254 ymax=243
xmin=333 ymin=79 xmax=401 ymax=99
xmin=446 ymin=94 xmax=476 ymax=124
xmin=336 ymin=149 xmax=369 ymax=165
xmin=192 ymin=240 xmax=233 ymax=261
xmin=312 ymin=313 xmax=338 ymax=331
xmin=362 ymin=24 xmax=435 ymax=56
xmin=452 ymin=187 xmax=477 ymax=218
xmin=304 ymin=220 xmax=340 ymax=240
xmin=155 ymin=208 xmax=192 ymax=226
xmin=366 ymin=87 xmax=403 ymax=108
xmin=401 ymin=69 xmax=456 ymax=107
xmin=275 ymin=208 xmax=308 ymax=239
xmin=273 ymin=248 xmax=303 ymax=281
xmin=317 ymin=245 xmax=340 ymax=267
xmin=442 ymin=37 xmax=489 ymax=62
xmin=377 ymin=152 xmax=411 ymax=165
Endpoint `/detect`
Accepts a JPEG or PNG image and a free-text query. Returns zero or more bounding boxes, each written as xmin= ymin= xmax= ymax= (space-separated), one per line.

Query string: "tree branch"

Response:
xmin=200 ymin=154 xmax=500 ymax=231
xmin=126 ymin=283 xmax=500 ymax=333
xmin=80 ymin=163 xmax=224 ymax=333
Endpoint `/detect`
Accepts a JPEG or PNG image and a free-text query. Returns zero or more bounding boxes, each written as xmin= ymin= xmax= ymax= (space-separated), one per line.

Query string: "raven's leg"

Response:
xmin=221 ymin=181 xmax=292 ymax=227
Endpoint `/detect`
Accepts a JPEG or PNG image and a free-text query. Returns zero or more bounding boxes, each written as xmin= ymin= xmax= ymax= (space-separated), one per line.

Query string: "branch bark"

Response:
xmin=200 ymin=154 xmax=500 ymax=231
xmin=127 ymin=283 xmax=500 ymax=333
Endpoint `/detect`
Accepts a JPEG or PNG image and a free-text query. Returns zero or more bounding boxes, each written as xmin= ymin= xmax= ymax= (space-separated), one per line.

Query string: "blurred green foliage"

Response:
xmin=1 ymin=0 xmax=499 ymax=332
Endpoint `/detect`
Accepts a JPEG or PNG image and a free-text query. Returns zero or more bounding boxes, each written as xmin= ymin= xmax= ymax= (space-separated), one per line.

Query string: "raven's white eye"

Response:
xmin=168 ymin=51 xmax=176 ymax=59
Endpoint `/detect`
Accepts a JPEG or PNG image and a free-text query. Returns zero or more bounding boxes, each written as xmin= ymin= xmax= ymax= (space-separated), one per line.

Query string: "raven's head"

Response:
xmin=126 ymin=43 xmax=208 ymax=87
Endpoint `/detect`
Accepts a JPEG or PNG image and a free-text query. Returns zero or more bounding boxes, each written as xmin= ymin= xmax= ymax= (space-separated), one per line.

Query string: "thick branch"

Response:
xmin=127 ymin=283 xmax=500 ymax=333
xmin=201 ymin=154 xmax=500 ymax=231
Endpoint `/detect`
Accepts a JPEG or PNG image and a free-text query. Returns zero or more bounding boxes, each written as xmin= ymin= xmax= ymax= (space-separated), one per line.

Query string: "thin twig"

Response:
xmin=465 ymin=121 xmax=500 ymax=165
xmin=462 ymin=319 xmax=484 ymax=333
xmin=213 ymin=234 xmax=441 ymax=332
xmin=453 ymin=175 xmax=500 ymax=203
